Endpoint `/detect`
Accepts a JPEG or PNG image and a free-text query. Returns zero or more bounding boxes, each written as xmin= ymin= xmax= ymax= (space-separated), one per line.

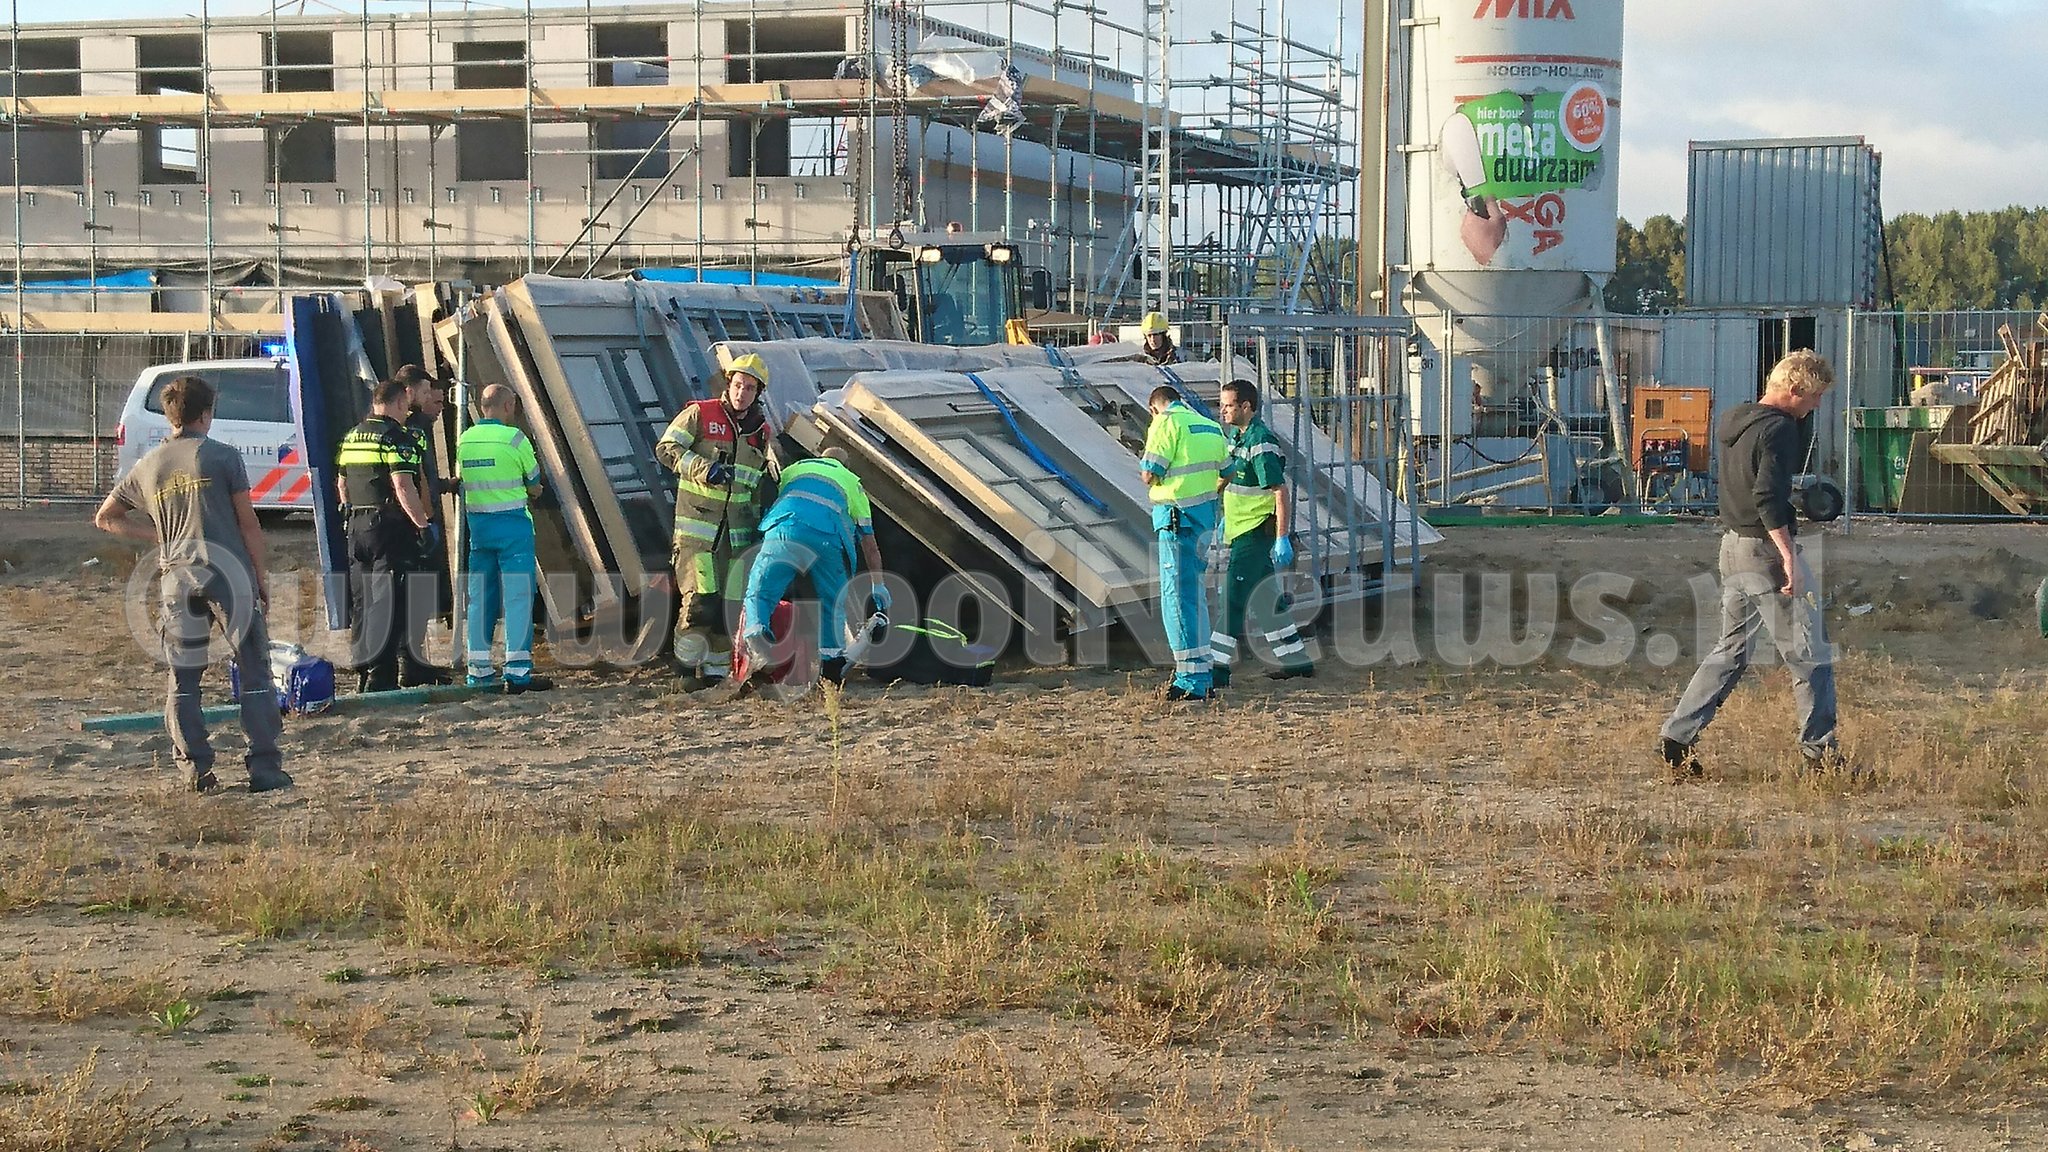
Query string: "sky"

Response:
xmin=8 ymin=0 xmax=2041 ymax=223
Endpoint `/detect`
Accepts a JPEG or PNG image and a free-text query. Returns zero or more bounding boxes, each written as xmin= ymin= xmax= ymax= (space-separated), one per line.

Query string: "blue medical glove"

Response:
xmin=1270 ymin=533 xmax=1296 ymax=570
xmin=705 ymin=460 xmax=735 ymax=486
xmin=869 ymin=582 xmax=893 ymax=616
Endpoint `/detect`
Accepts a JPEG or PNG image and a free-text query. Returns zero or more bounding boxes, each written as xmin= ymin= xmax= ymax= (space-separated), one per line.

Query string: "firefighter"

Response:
xmin=1137 ymin=311 xmax=1182 ymax=366
xmin=1211 ymin=379 xmax=1314 ymax=687
xmin=655 ymin=353 xmax=775 ymax=687
xmin=1140 ymin=384 xmax=1229 ymax=701
xmin=736 ymin=448 xmax=887 ymax=689
xmin=455 ymin=383 xmax=553 ymax=693
xmin=336 ymin=374 xmax=435 ymax=693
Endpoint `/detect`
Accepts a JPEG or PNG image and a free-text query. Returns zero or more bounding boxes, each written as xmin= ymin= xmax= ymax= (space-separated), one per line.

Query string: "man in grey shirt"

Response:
xmin=96 ymin=375 xmax=294 ymax=793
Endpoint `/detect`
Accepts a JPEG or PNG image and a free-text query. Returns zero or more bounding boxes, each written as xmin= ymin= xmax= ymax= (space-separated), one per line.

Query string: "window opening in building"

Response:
xmin=725 ymin=17 xmax=844 ymax=82
xmin=790 ymin=117 xmax=844 ymax=177
xmin=137 ymin=34 xmax=203 ymax=184
xmin=454 ymin=42 xmax=528 ymax=182
xmin=728 ymin=119 xmax=790 ymax=178
xmin=0 ymin=37 xmax=85 ymax=185
xmin=264 ymin=32 xmax=336 ymax=184
xmin=593 ymin=22 xmax=669 ymax=180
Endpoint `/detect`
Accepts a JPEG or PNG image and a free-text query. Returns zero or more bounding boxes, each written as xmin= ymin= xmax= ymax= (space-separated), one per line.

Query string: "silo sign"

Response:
xmin=1421 ymin=0 xmax=1621 ymax=276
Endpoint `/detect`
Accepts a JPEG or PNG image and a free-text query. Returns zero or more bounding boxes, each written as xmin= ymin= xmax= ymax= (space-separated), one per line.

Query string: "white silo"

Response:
xmin=1385 ymin=0 xmax=1624 ymax=441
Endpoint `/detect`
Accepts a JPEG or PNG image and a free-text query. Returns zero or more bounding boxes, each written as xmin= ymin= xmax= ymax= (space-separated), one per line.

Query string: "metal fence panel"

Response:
xmin=5 ymin=330 xmax=280 ymax=504
xmin=1840 ymin=309 xmax=2048 ymax=520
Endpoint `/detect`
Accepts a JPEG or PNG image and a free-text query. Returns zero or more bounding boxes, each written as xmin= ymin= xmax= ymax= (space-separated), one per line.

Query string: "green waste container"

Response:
xmin=1849 ymin=406 xmax=1949 ymax=512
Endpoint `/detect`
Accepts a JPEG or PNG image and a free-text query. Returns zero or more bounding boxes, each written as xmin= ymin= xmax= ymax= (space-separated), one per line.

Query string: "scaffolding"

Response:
xmin=4 ymin=0 xmax=1358 ymax=502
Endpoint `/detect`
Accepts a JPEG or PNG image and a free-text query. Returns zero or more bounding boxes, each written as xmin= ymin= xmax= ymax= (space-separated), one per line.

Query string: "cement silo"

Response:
xmin=1384 ymin=0 xmax=1624 ymax=445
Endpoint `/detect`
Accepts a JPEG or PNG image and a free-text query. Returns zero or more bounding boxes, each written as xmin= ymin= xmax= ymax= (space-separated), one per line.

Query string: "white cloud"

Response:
xmin=1619 ymin=0 xmax=2045 ymax=220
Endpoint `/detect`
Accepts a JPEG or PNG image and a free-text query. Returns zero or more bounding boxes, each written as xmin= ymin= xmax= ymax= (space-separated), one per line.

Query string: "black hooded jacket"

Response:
xmin=1716 ymin=402 xmax=1801 ymax=537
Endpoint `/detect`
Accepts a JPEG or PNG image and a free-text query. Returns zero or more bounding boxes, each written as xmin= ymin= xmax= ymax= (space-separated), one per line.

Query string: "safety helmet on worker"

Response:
xmin=1140 ymin=312 xmax=1170 ymax=337
xmin=726 ymin=352 xmax=771 ymax=387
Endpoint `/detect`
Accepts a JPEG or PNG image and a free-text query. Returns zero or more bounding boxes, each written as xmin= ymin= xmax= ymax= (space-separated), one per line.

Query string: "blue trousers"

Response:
xmin=742 ymin=525 xmax=854 ymax=659
xmin=464 ymin=510 xmax=538 ymax=681
xmin=1156 ymin=503 xmax=1218 ymax=695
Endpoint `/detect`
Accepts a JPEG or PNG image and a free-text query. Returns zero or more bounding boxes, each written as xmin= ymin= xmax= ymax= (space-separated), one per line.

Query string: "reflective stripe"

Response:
xmin=786 ymin=487 xmax=849 ymax=516
xmin=1270 ymin=641 xmax=1308 ymax=658
xmin=1262 ymin=627 xmax=1297 ymax=643
xmin=1209 ymin=633 xmax=1237 ymax=650
xmin=673 ymin=518 xmax=720 ymax=543
xmin=1159 ymin=491 xmax=1222 ymax=509
xmin=1160 ymin=462 xmax=1217 ymax=478
xmin=1225 ymin=483 xmax=1274 ymax=498
xmin=1141 ymin=451 xmax=1170 ymax=472
xmin=1238 ymin=442 xmax=1283 ymax=460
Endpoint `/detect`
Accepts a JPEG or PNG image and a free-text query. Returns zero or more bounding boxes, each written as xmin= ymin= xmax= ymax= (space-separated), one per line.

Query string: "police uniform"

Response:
xmin=455 ymin=416 xmax=543 ymax=687
xmin=654 ymin=395 xmax=774 ymax=681
xmin=1140 ymin=400 xmax=1229 ymax=698
xmin=337 ymin=413 xmax=426 ymax=691
xmin=1211 ymin=415 xmax=1313 ymax=686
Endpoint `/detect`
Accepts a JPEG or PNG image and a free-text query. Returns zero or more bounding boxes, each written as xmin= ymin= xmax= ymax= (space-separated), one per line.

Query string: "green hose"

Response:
xmin=2037 ymin=575 xmax=2048 ymax=638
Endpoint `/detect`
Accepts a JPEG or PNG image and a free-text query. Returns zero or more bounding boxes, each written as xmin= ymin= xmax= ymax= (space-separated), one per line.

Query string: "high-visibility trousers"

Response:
xmin=1156 ymin=507 xmax=1217 ymax=696
xmin=464 ymin=510 xmax=538 ymax=683
xmin=741 ymin=524 xmax=854 ymax=661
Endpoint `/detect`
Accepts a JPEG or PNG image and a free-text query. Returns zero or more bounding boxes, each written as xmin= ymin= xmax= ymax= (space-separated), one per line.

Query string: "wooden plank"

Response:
xmin=0 ymin=310 xmax=280 ymax=335
xmin=4 ymin=79 xmax=1182 ymax=131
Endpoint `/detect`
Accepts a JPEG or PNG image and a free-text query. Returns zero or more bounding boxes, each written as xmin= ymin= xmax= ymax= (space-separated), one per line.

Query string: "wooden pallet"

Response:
xmin=1963 ymin=319 xmax=2048 ymax=447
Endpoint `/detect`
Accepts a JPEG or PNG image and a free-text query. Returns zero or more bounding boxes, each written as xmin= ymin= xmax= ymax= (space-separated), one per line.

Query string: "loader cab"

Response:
xmin=854 ymin=230 xmax=1052 ymax=346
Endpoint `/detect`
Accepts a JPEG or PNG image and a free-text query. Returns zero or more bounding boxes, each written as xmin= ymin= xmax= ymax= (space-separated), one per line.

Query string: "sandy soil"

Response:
xmin=2 ymin=506 xmax=2046 ymax=1152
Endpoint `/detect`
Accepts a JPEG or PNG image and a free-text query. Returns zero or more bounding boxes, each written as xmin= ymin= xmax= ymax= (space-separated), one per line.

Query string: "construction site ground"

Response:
xmin=3 ymin=506 xmax=2047 ymax=1152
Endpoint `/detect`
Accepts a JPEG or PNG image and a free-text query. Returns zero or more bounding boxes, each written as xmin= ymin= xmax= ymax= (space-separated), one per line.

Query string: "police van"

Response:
xmin=113 ymin=357 xmax=313 ymax=515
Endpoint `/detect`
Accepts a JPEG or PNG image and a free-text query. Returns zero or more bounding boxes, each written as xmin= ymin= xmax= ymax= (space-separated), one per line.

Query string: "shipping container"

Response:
xmin=1685 ymin=137 xmax=1883 ymax=310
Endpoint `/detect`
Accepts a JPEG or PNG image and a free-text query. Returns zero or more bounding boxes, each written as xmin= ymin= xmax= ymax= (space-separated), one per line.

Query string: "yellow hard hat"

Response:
xmin=1140 ymin=312 xmax=1169 ymax=336
xmin=726 ymin=352 xmax=770 ymax=386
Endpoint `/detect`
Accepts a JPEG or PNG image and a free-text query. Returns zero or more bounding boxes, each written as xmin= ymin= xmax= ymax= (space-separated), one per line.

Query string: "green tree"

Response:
xmin=1885 ymin=207 xmax=2048 ymax=310
xmin=1606 ymin=215 xmax=1685 ymax=313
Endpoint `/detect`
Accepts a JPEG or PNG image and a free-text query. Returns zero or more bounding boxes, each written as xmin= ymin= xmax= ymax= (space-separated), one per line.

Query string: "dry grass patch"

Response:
xmin=0 ymin=1051 xmax=175 ymax=1152
xmin=0 ymin=958 xmax=183 ymax=1024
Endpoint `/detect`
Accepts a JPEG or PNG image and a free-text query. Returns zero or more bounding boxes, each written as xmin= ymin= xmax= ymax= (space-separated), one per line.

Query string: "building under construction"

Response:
xmin=2 ymin=0 xmax=1356 ymax=327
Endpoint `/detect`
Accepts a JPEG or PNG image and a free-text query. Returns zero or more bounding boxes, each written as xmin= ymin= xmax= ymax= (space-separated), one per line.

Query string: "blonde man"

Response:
xmin=1660 ymin=350 xmax=1843 ymax=780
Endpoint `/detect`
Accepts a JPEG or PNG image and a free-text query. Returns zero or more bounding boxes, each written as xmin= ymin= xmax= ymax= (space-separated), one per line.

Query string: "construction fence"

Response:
xmin=9 ymin=308 xmax=2044 ymax=521
xmin=4 ymin=329 xmax=279 ymax=504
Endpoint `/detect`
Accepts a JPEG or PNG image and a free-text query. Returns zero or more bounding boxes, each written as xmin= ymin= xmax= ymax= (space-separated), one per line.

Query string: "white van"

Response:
xmin=113 ymin=357 xmax=313 ymax=514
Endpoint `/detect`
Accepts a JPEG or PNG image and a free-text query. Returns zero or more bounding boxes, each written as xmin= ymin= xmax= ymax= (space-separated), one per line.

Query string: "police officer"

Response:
xmin=336 ymin=375 xmax=435 ymax=692
xmin=1211 ymin=379 xmax=1313 ymax=686
xmin=1140 ymin=384 xmax=1229 ymax=701
xmin=654 ymin=353 xmax=775 ymax=688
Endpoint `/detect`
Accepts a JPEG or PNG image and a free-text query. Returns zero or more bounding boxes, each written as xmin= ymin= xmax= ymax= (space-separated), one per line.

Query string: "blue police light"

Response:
xmin=261 ymin=340 xmax=288 ymax=359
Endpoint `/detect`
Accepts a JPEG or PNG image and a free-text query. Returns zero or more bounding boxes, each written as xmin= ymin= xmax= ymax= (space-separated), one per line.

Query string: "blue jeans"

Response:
xmin=742 ymin=526 xmax=854 ymax=659
xmin=464 ymin=511 xmax=538 ymax=681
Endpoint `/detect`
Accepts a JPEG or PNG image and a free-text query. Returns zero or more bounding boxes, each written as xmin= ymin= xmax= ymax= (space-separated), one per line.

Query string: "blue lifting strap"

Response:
xmin=963 ymin=372 xmax=1112 ymax=515
xmin=1158 ymin=365 xmax=1216 ymax=422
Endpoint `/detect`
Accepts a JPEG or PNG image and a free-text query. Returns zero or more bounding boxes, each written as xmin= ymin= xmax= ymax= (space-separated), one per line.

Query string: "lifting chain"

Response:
xmin=889 ymin=0 xmax=913 ymax=228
